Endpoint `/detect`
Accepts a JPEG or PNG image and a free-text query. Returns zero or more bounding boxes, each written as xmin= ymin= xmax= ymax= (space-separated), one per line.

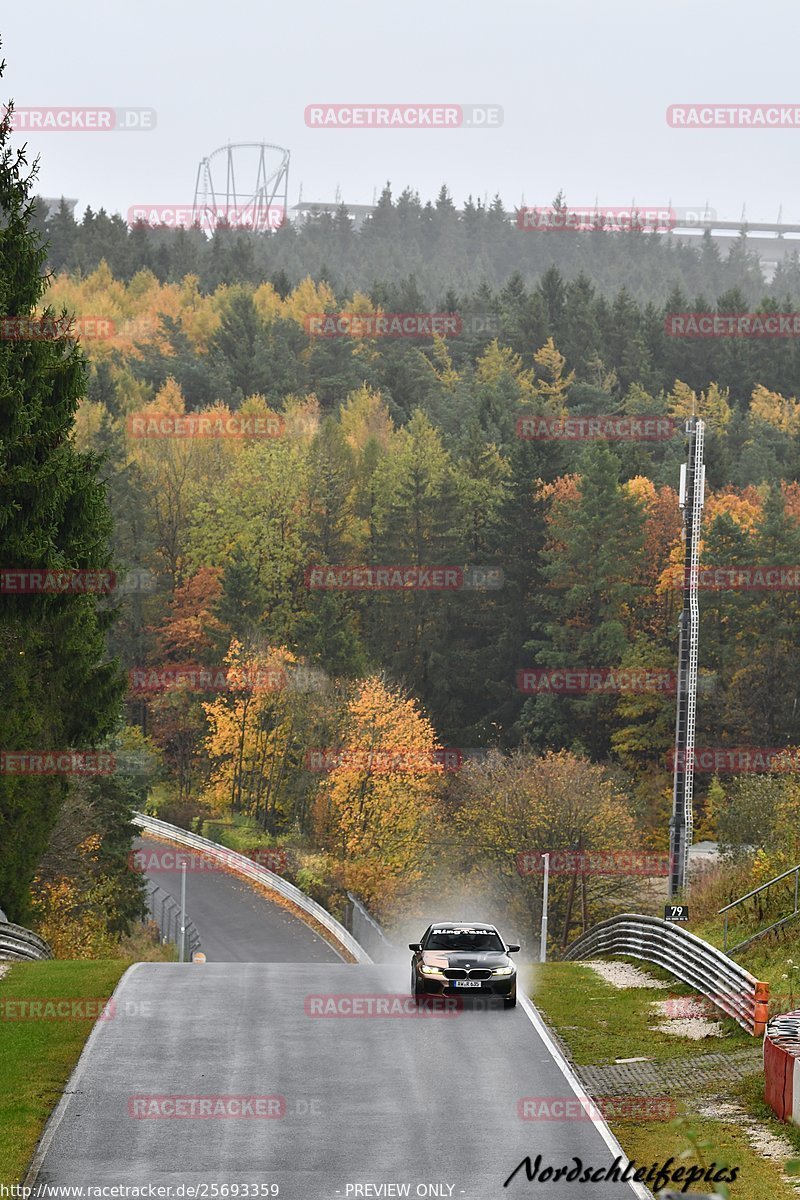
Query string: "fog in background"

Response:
xmin=2 ymin=0 xmax=798 ymax=222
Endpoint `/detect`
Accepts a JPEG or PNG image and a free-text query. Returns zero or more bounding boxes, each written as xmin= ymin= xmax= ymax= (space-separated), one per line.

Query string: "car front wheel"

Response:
xmin=503 ymin=983 xmax=517 ymax=1008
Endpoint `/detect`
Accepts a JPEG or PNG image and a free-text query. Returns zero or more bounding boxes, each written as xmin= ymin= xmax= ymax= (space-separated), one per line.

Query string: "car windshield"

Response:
xmin=424 ymin=928 xmax=504 ymax=952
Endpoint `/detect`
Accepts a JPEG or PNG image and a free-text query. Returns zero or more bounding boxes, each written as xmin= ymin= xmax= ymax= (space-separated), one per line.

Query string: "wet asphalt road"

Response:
xmin=30 ymin=962 xmax=648 ymax=1199
xmin=136 ymin=836 xmax=340 ymax=964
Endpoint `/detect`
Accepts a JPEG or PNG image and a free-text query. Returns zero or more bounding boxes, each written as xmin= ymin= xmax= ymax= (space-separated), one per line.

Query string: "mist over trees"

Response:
xmin=32 ymin=184 xmax=800 ymax=307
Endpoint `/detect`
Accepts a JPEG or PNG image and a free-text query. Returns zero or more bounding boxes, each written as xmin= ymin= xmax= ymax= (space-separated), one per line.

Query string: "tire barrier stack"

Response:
xmin=764 ymin=1010 xmax=800 ymax=1126
xmin=564 ymin=913 xmax=770 ymax=1035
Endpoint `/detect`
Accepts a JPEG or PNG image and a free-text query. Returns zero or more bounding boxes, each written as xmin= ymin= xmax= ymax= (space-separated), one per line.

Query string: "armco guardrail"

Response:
xmin=133 ymin=813 xmax=372 ymax=964
xmin=765 ymin=1010 xmax=800 ymax=1126
xmin=564 ymin=913 xmax=769 ymax=1035
xmin=0 ymin=922 xmax=54 ymax=962
xmin=145 ymin=880 xmax=201 ymax=959
xmin=345 ymin=891 xmax=395 ymax=962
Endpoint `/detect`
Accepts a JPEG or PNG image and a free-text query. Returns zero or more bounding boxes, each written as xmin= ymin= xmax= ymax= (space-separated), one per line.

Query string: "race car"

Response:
xmin=409 ymin=921 xmax=520 ymax=1007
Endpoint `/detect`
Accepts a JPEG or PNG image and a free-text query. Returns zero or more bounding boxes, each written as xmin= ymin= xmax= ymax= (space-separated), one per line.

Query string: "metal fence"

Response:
xmin=564 ymin=913 xmax=769 ymax=1035
xmin=144 ymin=881 xmax=201 ymax=959
xmin=344 ymin=892 xmax=395 ymax=962
xmin=133 ymin=813 xmax=371 ymax=964
xmin=720 ymin=862 xmax=800 ymax=954
xmin=0 ymin=921 xmax=54 ymax=962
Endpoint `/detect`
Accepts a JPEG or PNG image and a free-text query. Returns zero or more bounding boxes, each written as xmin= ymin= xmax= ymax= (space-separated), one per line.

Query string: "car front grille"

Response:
xmin=443 ymin=968 xmax=493 ymax=980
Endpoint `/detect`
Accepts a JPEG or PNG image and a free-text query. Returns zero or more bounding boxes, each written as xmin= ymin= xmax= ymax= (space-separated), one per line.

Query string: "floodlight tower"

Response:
xmin=192 ymin=143 xmax=290 ymax=233
xmin=669 ymin=417 xmax=706 ymax=898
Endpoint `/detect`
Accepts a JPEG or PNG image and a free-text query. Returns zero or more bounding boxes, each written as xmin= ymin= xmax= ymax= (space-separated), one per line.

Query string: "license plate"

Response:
xmin=454 ymin=980 xmax=483 ymax=988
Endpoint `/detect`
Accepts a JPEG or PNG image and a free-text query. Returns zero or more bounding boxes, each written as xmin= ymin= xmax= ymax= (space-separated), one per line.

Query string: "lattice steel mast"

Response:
xmin=669 ymin=417 xmax=706 ymax=897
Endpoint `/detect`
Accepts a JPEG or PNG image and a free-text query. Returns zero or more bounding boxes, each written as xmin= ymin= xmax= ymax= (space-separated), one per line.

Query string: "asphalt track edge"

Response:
xmin=22 ymin=962 xmax=147 ymax=1189
xmin=518 ymin=993 xmax=653 ymax=1199
xmin=138 ymin=831 xmax=356 ymax=963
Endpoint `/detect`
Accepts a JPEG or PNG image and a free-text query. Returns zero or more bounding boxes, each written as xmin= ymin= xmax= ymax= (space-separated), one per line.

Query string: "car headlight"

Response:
xmin=491 ymin=965 xmax=514 ymax=976
xmin=419 ymin=964 xmax=445 ymax=977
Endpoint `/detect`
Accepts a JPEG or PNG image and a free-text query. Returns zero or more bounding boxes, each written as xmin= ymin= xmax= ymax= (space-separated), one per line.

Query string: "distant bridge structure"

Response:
xmin=290 ymin=200 xmax=800 ymax=276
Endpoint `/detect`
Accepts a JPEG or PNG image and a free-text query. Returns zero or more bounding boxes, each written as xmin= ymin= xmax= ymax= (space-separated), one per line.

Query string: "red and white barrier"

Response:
xmin=764 ymin=1011 xmax=800 ymax=1125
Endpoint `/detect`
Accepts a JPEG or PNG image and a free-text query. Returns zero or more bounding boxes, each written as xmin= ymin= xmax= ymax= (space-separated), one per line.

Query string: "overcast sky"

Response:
xmin=2 ymin=0 xmax=798 ymax=224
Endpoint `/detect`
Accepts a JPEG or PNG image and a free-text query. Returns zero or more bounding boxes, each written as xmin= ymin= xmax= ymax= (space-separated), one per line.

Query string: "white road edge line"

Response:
xmin=24 ymin=962 xmax=146 ymax=1188
xmin=518 ymin=992 xmax=653 ymax=1199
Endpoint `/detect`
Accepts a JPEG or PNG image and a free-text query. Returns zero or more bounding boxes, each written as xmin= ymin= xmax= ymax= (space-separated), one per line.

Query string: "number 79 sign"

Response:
xmin=665 ymin=904 xmax=689 ymax=922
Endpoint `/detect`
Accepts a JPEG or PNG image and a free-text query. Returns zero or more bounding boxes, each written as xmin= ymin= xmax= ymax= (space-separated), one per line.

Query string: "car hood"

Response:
xmin=420 ymin=950 xmax=512 ymax=969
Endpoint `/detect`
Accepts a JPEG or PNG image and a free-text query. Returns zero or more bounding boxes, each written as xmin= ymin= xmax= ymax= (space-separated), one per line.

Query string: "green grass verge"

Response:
xmin=687 ymin=915 xmax=800 ymax=1017
xmin=528 ymin=961 xmax=752 ymax=1064
xmin=527 ymin=962 xmax=800 ymax=1196
xmin=611 ymin=1109 xmax=795 ymax=1199
xmin=0 ymin=960 xmax=129 ymax=1185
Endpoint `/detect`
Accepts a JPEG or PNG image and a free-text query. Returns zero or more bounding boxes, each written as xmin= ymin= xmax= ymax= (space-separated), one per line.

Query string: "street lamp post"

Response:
xmin=179 ymin=860 xmax=187 ymax=963
xmin=540 ymin=853 xmax=550 ymax=963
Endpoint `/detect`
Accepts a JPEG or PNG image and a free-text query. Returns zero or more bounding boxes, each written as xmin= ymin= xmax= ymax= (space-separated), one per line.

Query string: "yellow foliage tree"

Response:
xmin=316 ymin=677 xmax=443 ymax=911
xmin=532 ymin=337 xmax=575 ymax=404
xmin=667 ymin=379 xmax=732 ymax=433
xmin=202 ymin=640 xmax=299 ymax=832
xmin=750 ymin=384 xmax=800 ymax=435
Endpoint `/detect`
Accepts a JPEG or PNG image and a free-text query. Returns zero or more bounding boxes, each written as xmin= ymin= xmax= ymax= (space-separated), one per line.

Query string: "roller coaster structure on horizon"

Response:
xmin=192 ymin=142 xmax=290 ymax=233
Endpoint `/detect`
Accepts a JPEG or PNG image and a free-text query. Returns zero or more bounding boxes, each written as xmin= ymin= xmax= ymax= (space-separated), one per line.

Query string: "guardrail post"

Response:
xmin=754 ymin=981 xmax=770 ymax=1037
xmin=723 ymin=911 xmax=728 ymax=952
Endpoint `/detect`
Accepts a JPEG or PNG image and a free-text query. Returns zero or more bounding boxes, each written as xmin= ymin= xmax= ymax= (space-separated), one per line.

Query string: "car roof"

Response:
xmin=426 ymin=921 xmax=499 ymax=930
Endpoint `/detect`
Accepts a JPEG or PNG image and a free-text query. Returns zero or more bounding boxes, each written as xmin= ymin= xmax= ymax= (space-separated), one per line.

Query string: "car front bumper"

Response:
xmin=417 ymin=975 xmax=516 ymax=998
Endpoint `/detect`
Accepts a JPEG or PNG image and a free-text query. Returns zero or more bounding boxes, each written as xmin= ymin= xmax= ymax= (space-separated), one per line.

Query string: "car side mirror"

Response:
xmin=408 ymin=943 xmax=422 ymax=952
xmin=507 ymin=944 xmax=520 ymax=953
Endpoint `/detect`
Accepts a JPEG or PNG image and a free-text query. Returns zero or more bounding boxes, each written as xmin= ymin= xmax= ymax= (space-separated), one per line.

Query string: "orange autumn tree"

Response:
xmin=152 ymin=566 xmax=224 ymax=661
xmin=315 ymin=677 xmax=444 ymax=912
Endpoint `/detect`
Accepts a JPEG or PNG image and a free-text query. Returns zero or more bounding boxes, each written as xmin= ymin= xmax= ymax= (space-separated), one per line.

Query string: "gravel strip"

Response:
xmin=697 ymin=1099 xmax=800 ymax=1186
xmin=582 ymin=959 xmax=671 ymax=989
